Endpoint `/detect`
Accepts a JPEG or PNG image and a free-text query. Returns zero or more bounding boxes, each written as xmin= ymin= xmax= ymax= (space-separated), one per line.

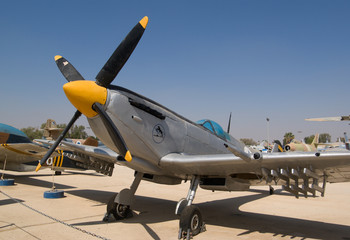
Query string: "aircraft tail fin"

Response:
xmin=43 ymin=119 xmax=63 ymax=140
xmin=311 ymin=133 xmax=319 ymax=147
xmin=83 ymin=137 xmax=99 ymax=147
xmin=272 ymin=140 xmax=284 ymax=152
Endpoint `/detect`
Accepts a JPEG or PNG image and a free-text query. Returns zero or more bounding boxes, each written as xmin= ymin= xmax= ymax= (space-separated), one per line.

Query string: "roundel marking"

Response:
xmin=152 ymin=124 xmax=165 ymax=143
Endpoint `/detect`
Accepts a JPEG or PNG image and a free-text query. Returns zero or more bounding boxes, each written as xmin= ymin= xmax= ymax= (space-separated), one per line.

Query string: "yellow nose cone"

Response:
xmin=63 ymin=81 xmax=107 ymax=118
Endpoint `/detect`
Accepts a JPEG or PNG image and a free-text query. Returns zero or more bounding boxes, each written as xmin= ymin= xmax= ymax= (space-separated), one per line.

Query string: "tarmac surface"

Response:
xmin=1 ymin=166 xmax=350 ymax=240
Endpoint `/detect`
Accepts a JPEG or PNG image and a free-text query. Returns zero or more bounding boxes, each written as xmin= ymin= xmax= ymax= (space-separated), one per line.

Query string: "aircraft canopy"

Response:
xmin=196 ymin=119 xmax=230 ymax=141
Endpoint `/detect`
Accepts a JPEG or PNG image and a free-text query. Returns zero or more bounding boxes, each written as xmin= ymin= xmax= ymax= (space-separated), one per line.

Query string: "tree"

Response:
xmin=240 ymin=138 xmax=258 ymax=146
xmin=68 ymin=125 xmax=88 ymax=139
xmin=52 ymin=123 xmax=88 ymax=139
xmin=283 ymin=132 xmax=294 ymax=146
xmin=21 ymin=123 xmax=88 ymax=141
xmin=304 ymin=135 xmax=315 ymax=144
xmin=319 ymin=133 xmax=331 ymax=143
xmin=20 ymin=127 xmax=43 ymax=140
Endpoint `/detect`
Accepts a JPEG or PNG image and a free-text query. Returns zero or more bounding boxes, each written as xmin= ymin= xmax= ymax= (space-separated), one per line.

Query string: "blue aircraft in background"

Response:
xmin=0 ymin=123 xmax=80 ymax=172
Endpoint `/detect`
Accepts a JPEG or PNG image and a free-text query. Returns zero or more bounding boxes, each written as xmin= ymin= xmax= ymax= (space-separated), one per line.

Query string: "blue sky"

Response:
xmin=1 ymin=1 xmax=349 ymax=142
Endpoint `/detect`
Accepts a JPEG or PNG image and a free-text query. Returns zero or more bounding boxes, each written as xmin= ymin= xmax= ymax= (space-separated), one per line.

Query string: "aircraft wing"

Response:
xmin=35 ymin=139 xmax=120 ymax=176
xmin=0 ymin=142 xmax=63 ymax=172
xmin=305 ymin=116 xmax=350 ymax=121
xmin=0 ymin=142 xmax=58 ymax=164
xmin=160 ymin=151 xmax=350 ymax=184
xmin=61 ymin=141 xmax=119 ymax=163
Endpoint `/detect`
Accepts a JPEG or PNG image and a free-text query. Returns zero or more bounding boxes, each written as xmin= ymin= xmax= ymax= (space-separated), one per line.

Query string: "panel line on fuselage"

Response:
xmin=109 ymin=85 xmax=235 ymax=145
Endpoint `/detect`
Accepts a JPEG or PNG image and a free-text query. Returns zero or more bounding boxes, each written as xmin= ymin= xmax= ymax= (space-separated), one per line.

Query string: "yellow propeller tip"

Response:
xmin=55 ymin=55 xmax=62 ymax=61
xmin=35 ymin=163 xmax=42 ymax=172
xmin=125 ymin=151 xmax=132 ymax=162
xmin=139 ymin=16 xmax=148 ymax=29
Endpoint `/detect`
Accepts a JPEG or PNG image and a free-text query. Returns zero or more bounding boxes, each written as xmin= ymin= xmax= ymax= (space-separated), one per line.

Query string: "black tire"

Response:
xmin=115 ymin=203 xmax=131 ymax=219
xmin=107 ymin=193 xmax=131 ymax=220
xmin=55 ymin=171 xmax=62 ymax=175
xmin=107 ymin=193 xmax=118 ymax=213
xmin=179 ymin=205 xmax=203 ymax=236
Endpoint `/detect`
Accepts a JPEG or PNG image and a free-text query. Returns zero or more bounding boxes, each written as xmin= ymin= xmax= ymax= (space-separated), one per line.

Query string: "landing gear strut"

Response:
xmin=103 ymin=172 xmax=143 ymax=222
xmin=176 ymin=176 xmax=206 ymax=239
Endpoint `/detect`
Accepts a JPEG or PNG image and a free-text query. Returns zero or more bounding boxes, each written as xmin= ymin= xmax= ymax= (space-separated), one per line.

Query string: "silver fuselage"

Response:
xmin=87 ymin=86 xmax=242 ymax=176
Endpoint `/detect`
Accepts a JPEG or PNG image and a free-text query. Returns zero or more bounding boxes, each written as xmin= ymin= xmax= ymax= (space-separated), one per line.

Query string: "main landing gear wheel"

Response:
xmin=179 ymin=205 xmax=205 ymax=239
xmin=104 ymin=193 xmax=132 ymax=221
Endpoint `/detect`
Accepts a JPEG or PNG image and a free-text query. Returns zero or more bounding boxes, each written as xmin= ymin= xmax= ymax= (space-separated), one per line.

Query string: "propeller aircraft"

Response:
xmin=284 ymin=134 xmax=319 ymax=152
xmin=0 ymin=123 xmax=79 ymax=172
xmin=36 ymin=16 xmax=350 ymax=239
xmin=42 ymin=119 xmax=63 ymax=140
xmin=305 ymin=115 xmax=350 ymax=121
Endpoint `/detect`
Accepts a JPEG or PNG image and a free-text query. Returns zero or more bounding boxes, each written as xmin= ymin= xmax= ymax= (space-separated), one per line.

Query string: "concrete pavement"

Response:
xmin=1 ymin=166 xmax=350 ymax=240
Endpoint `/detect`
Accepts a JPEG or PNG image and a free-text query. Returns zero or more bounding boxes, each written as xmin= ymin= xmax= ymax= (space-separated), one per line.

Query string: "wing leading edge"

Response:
xmin=160 ymin=151 xmax=350 ymax=182
xmin=161 ymin=151 xmax=350 ymax=197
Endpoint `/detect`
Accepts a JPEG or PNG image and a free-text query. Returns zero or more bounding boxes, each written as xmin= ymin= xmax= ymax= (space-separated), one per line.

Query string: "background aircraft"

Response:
xmin=0 ymin=123 xmax=63 ymax=172
xmin=306 ymin=116 xmax=350 ymax=150
xmin=0 ymin=123 xmax=91 ymax=173
xmin=36 ymin=17 xmax=350 ymax=239
xmin=315 ymin=133 xmax=349 ymax=150
xmin=36 ymin=138 xmax=117 ymax=176
xmin=305 ymin=115 xmax=350 ymax=121
xmin=284 ymin=134 xmax=319 ymax=152
xmin=42 ymin=119 xmax=63 ymax=140
xmin=41 ymin=118 xmax=97 ymax=145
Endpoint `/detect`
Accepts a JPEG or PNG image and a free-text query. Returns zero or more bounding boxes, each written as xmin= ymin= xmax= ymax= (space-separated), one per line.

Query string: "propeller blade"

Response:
xmin=95 ymin=16 xmax=148 ymax=87
xmin=92 ymin=102 xmax=132 ymax=161
xmin=35 ymin=110 xmax=82 ymax=171
xmin=55 ymin=55 xmax=85 ymax=82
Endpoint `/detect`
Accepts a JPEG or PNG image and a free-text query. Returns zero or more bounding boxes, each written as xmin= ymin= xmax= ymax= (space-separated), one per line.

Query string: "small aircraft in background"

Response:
xmin=306 ymin=116 xmax=350 ymax=150
xmin=284 ymin=134 xmax=319 ymax=152
xmin=248 ymin=141 xmax=269 ymax=152
xmin=37 ymin=119 xmax=114 ymax=175
xmin=314 ymin=133 xmax=350 ymax=151
xmin=0 ymin=122 xmax=101 ymax=174
xmin=35 ymin=138 xmax=118 ymax=176
xmin=305 ymin=115 xmax=350 ymax=121
xmin=42 ymin=119 xmax=63 ymax=140
xmin=41 ymin=118 xmax=98 ymax=145
xmin=0 ymin=123 xmax=65 ymax=172
xmin=36 ymin=16 xmax=350 ymax=239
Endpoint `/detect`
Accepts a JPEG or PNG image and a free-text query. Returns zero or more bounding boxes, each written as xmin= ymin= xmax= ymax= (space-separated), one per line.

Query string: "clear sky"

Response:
xmin=1 ymin=1 xmax=349 ymax=142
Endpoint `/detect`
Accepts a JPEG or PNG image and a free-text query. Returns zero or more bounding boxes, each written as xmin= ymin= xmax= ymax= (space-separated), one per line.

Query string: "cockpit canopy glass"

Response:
xmin=196 ymin=119 xmax=230 ymax=141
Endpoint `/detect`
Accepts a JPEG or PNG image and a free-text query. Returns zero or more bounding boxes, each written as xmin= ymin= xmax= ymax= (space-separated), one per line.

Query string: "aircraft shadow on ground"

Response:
xmin=1 ymin=171 xmax=105 ymax=190
xmin=0 ymin=198 xmax=24 ymax=207
xmin=6 ymin=175 xmax=76 ymax=190
xmin=67 ymin=188 xmax=350 ymax=240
